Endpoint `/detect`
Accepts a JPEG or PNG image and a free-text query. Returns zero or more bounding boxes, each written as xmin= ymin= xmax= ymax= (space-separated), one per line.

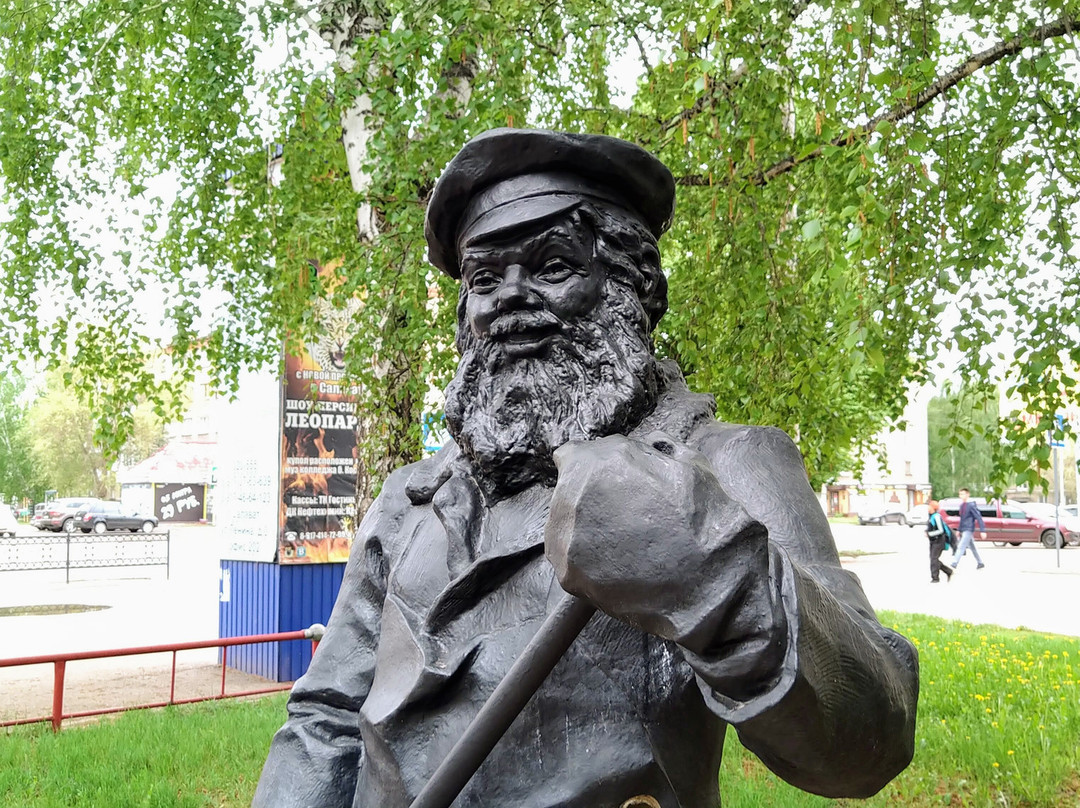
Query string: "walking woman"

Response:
xmin=926 ymin=500 xmax=953 ymax=583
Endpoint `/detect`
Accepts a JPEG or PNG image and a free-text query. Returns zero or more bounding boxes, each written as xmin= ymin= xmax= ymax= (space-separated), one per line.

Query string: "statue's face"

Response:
xmin=459 ymin=217 xmax=602 ymax=359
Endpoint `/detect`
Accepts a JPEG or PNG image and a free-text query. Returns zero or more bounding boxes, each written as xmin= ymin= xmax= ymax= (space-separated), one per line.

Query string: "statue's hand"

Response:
xmin=544 ymin=432 xmax=770 ymax=652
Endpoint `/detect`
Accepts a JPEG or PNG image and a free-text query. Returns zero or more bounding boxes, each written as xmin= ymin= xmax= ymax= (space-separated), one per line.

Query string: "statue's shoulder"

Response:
xmin=358 ymin=445 xmax=455 ymax=528
xmin=691 ymin=419 xmax=802 ymax=466
xmin=352 ymin=449 xmax=452 ymax=569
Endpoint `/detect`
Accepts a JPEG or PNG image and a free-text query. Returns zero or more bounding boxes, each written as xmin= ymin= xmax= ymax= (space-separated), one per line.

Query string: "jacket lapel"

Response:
xmin=426 ymin=483 xmax=552 ymax=633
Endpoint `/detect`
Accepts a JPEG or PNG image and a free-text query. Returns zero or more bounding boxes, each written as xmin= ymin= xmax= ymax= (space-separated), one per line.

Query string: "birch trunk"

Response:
xmin=304 ymin=1 xmax=383 ymax=240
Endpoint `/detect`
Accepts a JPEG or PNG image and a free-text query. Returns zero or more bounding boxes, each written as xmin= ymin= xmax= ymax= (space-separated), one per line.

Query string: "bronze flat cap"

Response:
xmin=424 ymin=128 xmax=676 ymax=278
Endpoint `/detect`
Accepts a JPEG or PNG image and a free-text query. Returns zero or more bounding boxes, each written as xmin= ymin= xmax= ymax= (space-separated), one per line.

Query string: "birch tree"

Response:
xmin=1 ymin=0 xmax=1078 ymax=492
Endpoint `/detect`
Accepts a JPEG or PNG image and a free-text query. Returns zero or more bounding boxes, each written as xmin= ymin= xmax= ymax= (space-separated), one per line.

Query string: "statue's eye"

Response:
xmin=469 ymin=270 xmax=501 ymax=293
xmin=537 ymin=259 xmax=575 ymax=282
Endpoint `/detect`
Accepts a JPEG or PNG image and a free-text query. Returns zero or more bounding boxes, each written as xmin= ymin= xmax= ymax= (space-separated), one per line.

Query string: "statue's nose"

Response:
xmin=495 ymin=265 xmax=536 ymax=312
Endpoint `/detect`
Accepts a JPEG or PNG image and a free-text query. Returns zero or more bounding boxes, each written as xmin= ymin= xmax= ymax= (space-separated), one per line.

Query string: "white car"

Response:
xmin=904 ymin=504 xmax=930 ymax=528
xmin=0 ymin=506 xmax=19 ymax=537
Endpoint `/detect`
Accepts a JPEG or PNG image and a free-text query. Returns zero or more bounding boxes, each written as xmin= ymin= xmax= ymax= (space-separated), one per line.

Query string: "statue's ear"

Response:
xmin=639 ymin=251 xmax=668 ymax=331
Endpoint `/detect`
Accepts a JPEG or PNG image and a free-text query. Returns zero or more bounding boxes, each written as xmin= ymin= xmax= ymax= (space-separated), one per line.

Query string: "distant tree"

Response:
xmin=24 ymin=371 xmax=166 ymax=498
xmin=928 ymin=387 xmax=999 ymax=499
xmin=0 ymin=372 xmax=45 ymax=504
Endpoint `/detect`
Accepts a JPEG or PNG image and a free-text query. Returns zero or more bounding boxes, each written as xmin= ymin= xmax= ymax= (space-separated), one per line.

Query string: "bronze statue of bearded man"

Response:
xmin=254 ymin=128 xmax=918 ymax=808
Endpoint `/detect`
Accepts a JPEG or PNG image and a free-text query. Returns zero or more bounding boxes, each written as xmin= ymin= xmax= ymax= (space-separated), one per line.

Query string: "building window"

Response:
xmin=905 ymin=461 xmax=912 ymax=477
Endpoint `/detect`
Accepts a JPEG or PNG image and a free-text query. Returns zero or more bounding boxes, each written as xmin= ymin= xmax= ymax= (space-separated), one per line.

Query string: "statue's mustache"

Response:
xmin=487 ymin=310 xmax=563 ymax=338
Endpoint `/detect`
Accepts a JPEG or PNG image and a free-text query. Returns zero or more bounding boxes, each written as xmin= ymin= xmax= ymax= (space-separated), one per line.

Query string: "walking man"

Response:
xmin=926 ymin=500 xmax=953 ymax=583
xmin=951 ymin=487 xmax=987 ymax=570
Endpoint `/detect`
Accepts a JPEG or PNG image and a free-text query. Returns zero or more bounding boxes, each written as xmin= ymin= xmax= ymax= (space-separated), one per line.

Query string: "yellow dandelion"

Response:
xmin=1007 ymin=750 xmax=1014 ymax=755
xmin=993 ymin=762 xmax=1000 ymax=768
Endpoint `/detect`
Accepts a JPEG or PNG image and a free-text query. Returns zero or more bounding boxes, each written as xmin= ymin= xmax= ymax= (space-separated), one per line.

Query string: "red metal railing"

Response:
xmin=0 ymin=624 xmax=325 ymax=731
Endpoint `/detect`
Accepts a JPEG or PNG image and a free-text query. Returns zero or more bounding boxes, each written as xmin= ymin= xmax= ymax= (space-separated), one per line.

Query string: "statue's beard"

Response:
xmin=444 ymin=279 xmax=660 ymax=500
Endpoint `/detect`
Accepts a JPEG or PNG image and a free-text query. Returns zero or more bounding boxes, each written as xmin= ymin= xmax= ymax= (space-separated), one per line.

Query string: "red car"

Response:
xmin=940 ymin=498 xmax=1078 ymax=548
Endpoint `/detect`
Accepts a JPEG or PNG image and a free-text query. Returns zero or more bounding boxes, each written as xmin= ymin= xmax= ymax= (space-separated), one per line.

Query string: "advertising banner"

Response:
xmin=279 ymin=330 xmax=360 ymax=564
xmin=215 ymin=369 xmax=283 ymax=562
xmin=153 ymin=482 xmax=207 ymax=523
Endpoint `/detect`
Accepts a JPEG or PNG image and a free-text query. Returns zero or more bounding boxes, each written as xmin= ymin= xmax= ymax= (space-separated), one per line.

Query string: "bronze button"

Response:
xmin=620 ymin=797 xmax=661 ymax=808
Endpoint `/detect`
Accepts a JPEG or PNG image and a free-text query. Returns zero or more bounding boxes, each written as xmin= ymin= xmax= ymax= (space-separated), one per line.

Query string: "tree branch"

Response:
xmin=661 ymin=63 xmax=748 ymax=136
xmin=659 ymin=0 xmax=810 ymax=137
xmin=676 ymin=13 xmax=1079 ymax=188
xmin=632 ymin=31 xmax=653 ymax=78
xmin=87 ymin=0 xmax=169 ymax=84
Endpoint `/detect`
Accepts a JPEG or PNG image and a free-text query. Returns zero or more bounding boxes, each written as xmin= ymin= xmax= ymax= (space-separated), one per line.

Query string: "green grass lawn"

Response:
xmin=2 ymin=611 xmax=1078 ymax=807
xmin=0 ymin=696 xmax=286 ymax=808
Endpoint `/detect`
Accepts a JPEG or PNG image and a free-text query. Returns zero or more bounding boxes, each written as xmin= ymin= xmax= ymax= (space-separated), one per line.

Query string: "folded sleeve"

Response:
xmin=686 ymin=424 xmax=919 ymax=798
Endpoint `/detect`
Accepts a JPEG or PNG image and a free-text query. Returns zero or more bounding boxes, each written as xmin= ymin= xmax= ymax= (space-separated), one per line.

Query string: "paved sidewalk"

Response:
xmin=0 ymin=525 xmax=221 ymax=661
xmin=0 ymin=525 xmax=274 ymax=725
xmin=831 ymin=521 xmax=1080 ymax=637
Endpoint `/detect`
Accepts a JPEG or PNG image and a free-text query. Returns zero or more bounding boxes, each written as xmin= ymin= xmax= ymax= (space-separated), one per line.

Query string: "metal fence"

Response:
xmin=0 ymin=625 xmax=324 ymax=731
xmin=0 ymin=530 xmax=170 ymax=582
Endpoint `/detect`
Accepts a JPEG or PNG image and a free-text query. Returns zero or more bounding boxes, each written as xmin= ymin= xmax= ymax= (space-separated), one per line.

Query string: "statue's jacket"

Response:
xmin=254 ymin=368 xmax=919 ymax=808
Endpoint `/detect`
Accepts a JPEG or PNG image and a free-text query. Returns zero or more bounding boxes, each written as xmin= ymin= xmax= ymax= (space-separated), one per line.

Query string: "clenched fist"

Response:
xmin=544 ymin=432 xmax=773 ymax=655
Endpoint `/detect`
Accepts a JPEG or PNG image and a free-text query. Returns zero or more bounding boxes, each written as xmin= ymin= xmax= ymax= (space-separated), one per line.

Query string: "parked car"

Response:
xmin=857 ymin=503 xmax=908 ymax=525
xmin=904 ymin=503 xmax=930 ymax=528
xmin=1020 ymin=503 xmax=1080 ymax=543
xmin=1062 ymin=504 xmax=1078 ymax=519
xmin=40 ymin=497 xmax=100 ymax=532
xmin=0 ymin=506 xmax=19 ymax=537
xmin=940 ymin=498 xmax=1078 ymax=548
xmin=74 ymin=500 xmax=158 ymax=534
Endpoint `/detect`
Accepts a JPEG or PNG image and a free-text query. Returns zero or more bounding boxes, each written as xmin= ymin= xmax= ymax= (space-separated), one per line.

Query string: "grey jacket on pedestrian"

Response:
xmin=959 ymin=501 xmax=987 ymax=533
